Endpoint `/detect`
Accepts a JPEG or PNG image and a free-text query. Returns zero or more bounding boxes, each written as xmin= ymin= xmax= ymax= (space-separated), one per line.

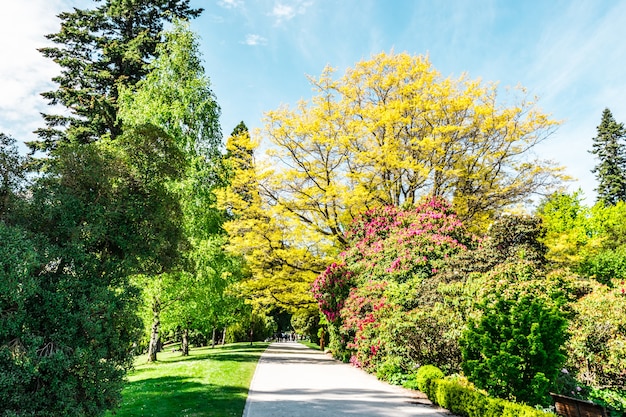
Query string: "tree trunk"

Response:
xmin=221 ymin=327 xmax=226 ymax=346
xmin=147 ymin=305 xmax=160 ymax=362
xmin=181 ymin=327 xmax=189 ymax=356
xmin=211 ymin=327 xmax=216 ymax=348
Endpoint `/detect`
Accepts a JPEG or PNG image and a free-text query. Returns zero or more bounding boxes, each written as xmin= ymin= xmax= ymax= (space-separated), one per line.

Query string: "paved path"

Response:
xmin=243 ymin=342 xmax=450 ymax=417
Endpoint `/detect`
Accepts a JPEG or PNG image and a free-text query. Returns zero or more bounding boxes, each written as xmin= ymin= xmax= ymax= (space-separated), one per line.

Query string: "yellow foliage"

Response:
xmin=261 ymin=51 xmax=565 ymax=235
xmin=221 ymin=51 xmax=568 ymax=310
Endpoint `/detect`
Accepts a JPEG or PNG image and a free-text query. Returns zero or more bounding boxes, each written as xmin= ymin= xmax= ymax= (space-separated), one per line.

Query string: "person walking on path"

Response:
xmin=243 ymin=342 xmax=451 ymax=417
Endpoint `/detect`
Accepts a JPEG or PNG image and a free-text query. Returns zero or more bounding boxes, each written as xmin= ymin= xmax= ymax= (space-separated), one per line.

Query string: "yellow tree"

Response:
xmin=223 ymin=51 xmax=566 ymax=312
xmin=263 ymin=51 xmax=566 ymax=235
xmin=218 ymin=124 xmax=326 ymax=311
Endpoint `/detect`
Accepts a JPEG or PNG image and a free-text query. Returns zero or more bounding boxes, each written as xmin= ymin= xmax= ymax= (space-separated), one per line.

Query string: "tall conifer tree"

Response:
xmin=30 ymin=0 xmax=202 ymax=152
xmin=590 ymin=108 xmax=626 ymax=205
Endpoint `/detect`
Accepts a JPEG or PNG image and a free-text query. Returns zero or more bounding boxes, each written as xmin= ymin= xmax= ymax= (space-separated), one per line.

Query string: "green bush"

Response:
xmin=414 ymin=365 xmax=445 ymax=397
xmin=566 ymin=281 xmax=626 ymax=390
xmin=461 ymin=262 xmax=568 ymax=406
xmin=587 ymin=387 xmax=626 ymax=417
xmin=429 ymin=377 xmax=556 ymax=417
xmin=375 ymin=356 xmax=405 ymax=385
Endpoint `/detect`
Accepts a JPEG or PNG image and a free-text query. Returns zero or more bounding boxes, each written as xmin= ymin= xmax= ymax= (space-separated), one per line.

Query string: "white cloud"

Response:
xmin=269 ymin=1 xmax=313 ymax=24
xmin=0 ymin=0 xmax=70 ymax=145
xmin=242 ymin=34 xmax=268 ymax=46
xmin=218 ymin=0 xmax=244 ymax=9
xmin=271 ymin=4 xmax=296 ymax=21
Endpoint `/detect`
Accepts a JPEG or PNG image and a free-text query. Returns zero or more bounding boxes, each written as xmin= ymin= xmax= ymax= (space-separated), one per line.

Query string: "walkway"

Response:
xmin=243 ymin=342 xmax=450 ymax=417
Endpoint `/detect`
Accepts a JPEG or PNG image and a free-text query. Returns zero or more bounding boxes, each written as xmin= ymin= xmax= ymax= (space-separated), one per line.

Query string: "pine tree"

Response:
xmin=30 ymin=0 xmax=202 ymax=152
xmin=590 ymin=108 xmax=626 ymax=205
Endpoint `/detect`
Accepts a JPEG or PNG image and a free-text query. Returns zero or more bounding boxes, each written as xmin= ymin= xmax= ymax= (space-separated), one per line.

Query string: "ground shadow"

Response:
xmin=155 ymin=343 xmax=269 ymax=365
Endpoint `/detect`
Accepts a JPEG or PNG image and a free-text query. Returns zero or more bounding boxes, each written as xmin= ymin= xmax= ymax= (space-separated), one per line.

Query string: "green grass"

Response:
xmin=106 ymin=342 xmax=268 ymax=417
xmin=298 ymin=339 xmax=322 ymax=351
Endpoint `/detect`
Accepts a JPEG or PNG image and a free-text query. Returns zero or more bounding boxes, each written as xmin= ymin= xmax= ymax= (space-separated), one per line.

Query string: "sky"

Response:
xmin=2 ymin=0 xmax=626 ymax=204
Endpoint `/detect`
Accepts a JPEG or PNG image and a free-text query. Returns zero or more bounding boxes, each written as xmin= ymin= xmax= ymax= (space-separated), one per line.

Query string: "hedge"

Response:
xmin=427 ymin=377 xmax=556 ymax=417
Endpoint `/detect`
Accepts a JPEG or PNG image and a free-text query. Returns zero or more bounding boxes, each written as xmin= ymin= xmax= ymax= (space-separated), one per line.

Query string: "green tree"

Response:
xmin=0 ymin=133 xmax=25 ymax=218
xmin=32 ymin=0 xmax=202 ymax=151
xmin=590 ymin=108 xmax=626 ymax=205
xmin=460 ymin=262 xmax=568 ymax=407
xmin=118 ymin=20 xmax=229 ymax=360
xmin=0 ymin=127 xmax=186 ymax=416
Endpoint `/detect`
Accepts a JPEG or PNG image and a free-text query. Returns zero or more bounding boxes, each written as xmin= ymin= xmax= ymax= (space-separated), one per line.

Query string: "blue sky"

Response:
xmin=2 ymin=0 xmax=626 ymax=203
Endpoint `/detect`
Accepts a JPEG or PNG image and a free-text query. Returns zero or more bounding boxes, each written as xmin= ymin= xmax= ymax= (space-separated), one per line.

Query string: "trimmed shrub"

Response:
xmin=415 ymin=365 xmax=445 ymax=398
xmin=429 ymin=377 xmax=556 ymax=417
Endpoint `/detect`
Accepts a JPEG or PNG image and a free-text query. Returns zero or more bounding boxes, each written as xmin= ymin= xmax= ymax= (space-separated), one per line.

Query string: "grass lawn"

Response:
xmin=106 ymin=342 xmax=268 ymax=417
xmin=298 ymin=339 xmax=322 ymax=351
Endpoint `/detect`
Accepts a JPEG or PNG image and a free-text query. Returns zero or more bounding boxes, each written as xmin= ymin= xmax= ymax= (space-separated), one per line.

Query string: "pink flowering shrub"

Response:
xmin=340 ymin=281 xmax=390 ymax=371
xmin=312 ymin=197 xmax=472 ymax=370
xmin=343 ymin=197 xmax=469 ymax=284
xmin=311 ymin=262 xmax=354 ymax=323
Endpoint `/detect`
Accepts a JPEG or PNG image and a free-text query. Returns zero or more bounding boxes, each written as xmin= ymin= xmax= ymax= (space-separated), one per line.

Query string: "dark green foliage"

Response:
xmin=486 ymin=215 xmax=547 ymax=265
xmin=0 ymin=223 xmax=143 ymax=416
xmin=429 ymin=378 xmax=556 ymax=417
xmin=0 ymin=127 xmax=186 ymax=416
xmin=32 ymin=0 xmax=202 ymax=150
xmin=590 ymin=108 xmax=626 ymax=205
xmin=437 ymin=214 xmax=547 ymax=285
xmin=460 ymin=262 xmax=568 ymax=406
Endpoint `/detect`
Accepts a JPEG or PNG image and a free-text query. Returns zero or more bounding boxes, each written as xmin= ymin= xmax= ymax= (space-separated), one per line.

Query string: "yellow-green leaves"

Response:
xmin=262 ymin=51 xmax=565 ymax=234
xmin=222 ymin=51 xmax=567 ymax=311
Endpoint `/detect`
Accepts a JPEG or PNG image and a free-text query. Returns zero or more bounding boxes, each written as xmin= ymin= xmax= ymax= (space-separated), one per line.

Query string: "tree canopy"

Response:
xmin=32 ymin=0 xmax=202 ymax=151
xmin=223 ymin=51 xmax=567 ymax=311
xmin=261 ymin=51 xmax=565 ymax=239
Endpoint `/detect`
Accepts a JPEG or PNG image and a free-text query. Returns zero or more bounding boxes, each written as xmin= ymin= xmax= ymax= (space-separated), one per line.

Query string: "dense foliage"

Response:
xmin=0 ymin=130 xmax=185 ymax=416
xmin=312 ymin=197 xmax=472 ymax=372
xmin=429 ymin=375 xmax=556 ymax=417
xmin=226 ymin=51 xmax=566 ymax=314
xmin=4 ymin=5 xmax=626 ymax=414
xmin=461 ymin=262 xmax=568 ymax=406
xmin=32 ymin=0 xmax=201 ymax=150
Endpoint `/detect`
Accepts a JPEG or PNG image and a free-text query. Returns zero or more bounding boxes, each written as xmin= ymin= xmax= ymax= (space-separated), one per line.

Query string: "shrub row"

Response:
xmin=425 ymin=377 xmax=556 ymax=417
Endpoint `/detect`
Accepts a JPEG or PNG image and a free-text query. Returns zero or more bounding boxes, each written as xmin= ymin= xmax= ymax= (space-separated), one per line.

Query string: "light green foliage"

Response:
xmin=414 ymin=365 xmax=445 ymax=397
xmin=566 ymin=280 xmax=626 ymax=390
xmin=578 ymin=245 xmax=626 ymax=285
xmin=539 ymin=191 xmax=626 ymax=269
xmin=117 ymin=21 xmax=239 ymax=358
xmin=429 ymin=376 xmax=556 ymax=417
xmin=118 ymin=19 xmax=221 ymax=159
xmin=537 ymin=191 xmax=597 ymax=266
